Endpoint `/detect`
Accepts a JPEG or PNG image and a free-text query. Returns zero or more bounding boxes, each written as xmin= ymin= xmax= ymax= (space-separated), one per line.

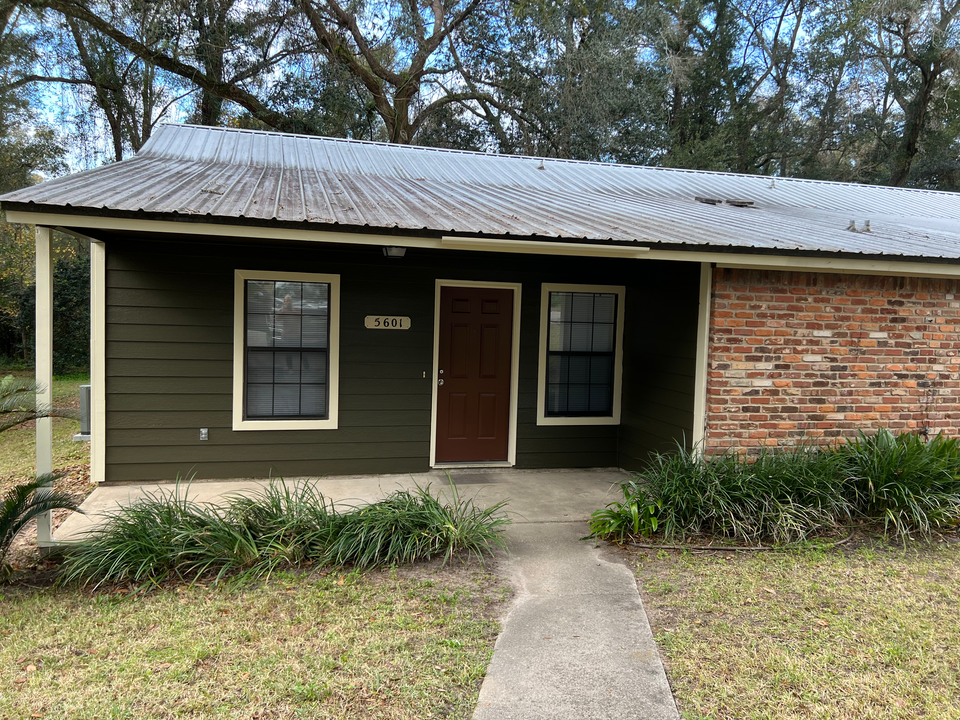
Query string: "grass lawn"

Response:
xmin=1 ymin=372 xmax=92 ymax=568
xmin=0 ymin=372 xmax=91 ymax=491
xmin=1 ymin=567 xmax=505 ymax=719
xmin=634 ymin=541 xmax=960 ymax=720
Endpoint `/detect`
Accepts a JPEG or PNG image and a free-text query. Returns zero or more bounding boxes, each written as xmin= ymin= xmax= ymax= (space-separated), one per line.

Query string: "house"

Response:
xmin=3 ymin=124 xmax=960 ymax=489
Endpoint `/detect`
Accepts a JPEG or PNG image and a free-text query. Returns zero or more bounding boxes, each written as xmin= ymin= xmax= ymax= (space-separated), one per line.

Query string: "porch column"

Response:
xmin=35 ymin=226 xmax=53 ymax=544
xmin=90 ymin=240 xmax=106 ymax=484
xmin=691 ymin=262 xmax=713 ymax=452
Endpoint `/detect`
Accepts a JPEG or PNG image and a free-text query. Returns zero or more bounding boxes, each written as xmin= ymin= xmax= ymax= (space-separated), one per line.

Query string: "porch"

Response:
xmin=54 ymin=467 xmax=630 ymax=543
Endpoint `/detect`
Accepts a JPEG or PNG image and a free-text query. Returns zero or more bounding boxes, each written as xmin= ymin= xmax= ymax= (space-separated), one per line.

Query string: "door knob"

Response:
xmin=438 ymin=378 xmax=444 ymax=386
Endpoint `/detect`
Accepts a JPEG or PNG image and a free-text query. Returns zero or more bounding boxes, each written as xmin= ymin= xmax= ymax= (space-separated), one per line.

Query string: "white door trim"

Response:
xmin=430 ymin=279 xmax=522 ymax=468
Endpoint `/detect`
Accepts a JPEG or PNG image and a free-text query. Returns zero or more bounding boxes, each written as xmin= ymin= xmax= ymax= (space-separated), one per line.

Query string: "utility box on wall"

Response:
xmin=73 ymin=384 xmax=91 ymax=442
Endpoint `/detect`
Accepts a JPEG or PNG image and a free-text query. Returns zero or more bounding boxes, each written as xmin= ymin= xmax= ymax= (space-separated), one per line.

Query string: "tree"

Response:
xmin=861 ymin=0 xmax=960 ymax=186
xmin=33 ymin=0 xmax=508 ymax=145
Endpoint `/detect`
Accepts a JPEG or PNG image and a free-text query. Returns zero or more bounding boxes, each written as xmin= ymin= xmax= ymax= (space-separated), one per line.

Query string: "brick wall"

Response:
xmin=706 ymin=268 xmax=960 ymax=453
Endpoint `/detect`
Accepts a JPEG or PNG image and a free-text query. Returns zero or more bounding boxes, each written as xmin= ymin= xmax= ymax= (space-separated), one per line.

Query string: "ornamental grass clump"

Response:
xmin=328 ymin=484 xmax=510 ymax=569
xmin=60 ymin=480 xmax=510 ymax=588
xmin=58 ymin=485 xmax=262 ymax=588
xmin=837 ymin=429 xmax=960 ymax=536
xmin=590 ymin=444 xmax=850 ymax=544
xmin=591 ymin=430 xmax=960 ymax=545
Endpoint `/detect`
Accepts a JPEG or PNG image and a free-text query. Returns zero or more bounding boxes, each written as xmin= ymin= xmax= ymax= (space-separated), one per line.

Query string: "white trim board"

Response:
xmin=691 ymin=263 xmax=713 ymax=450
xmin=232 ymin=269 xmax=341 ymax=431
xmin=536 ymin=283 xmax=626 ymax=427
xmin=90 ymin=240 xmax=107 ymax=483
xmin=430 ymin=280 xmax=522 ymax=468
xmin=8 ymin=210 xmax=960 ymax=279
xmin=34 ymin=227 xmax=53 ymax=542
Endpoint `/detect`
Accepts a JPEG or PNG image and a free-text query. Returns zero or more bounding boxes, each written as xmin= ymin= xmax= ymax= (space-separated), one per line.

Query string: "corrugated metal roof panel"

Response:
xmin=4 ymin=123 xmax=960 ymax=260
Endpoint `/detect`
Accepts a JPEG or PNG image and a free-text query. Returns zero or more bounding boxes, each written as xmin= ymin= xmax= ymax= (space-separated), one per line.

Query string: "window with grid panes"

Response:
xmin=244 ymin=279 xmax=329 ymax=418
xmin=545 ymin=291 xmax=617 ymax=416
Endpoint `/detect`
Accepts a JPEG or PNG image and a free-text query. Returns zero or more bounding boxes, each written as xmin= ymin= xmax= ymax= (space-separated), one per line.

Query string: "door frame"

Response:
xmin=430 ymin=279 xmax=522 ymax=468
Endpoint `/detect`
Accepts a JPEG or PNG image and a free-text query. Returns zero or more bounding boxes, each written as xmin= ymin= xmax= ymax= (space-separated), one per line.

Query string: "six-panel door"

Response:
xmin=435 ymin=286 xmax=514 ymax=462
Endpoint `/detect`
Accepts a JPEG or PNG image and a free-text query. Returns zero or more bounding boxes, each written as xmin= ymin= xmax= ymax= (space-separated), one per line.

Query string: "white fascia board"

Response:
xmin=8 ymin=210 xmax=960 ymax=278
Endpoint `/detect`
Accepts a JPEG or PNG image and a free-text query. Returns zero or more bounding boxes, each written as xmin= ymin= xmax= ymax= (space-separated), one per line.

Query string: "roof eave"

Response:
xmin=5 ymin=202 xmax=960 ymax=277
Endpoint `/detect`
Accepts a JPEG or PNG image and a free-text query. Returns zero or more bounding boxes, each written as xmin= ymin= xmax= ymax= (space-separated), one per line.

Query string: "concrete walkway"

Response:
xmin=56 ymin=469 xmax=679 ymax=719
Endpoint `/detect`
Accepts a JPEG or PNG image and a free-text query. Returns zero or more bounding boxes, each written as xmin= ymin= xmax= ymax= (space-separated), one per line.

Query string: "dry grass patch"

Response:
xmin=634 ymin=541 xmax=960 ymax=720
xmin=1 ymin=567 xmax=506 ymax=719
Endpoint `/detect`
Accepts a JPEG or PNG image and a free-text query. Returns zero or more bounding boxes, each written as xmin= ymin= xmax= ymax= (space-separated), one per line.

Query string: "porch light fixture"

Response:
xmin=383 ymin=246 xmax=406 ymax=258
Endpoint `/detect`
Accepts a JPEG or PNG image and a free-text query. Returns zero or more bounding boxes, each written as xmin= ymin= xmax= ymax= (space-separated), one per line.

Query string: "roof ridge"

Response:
xmin=146 ymin=124 xmax=960 ymax=199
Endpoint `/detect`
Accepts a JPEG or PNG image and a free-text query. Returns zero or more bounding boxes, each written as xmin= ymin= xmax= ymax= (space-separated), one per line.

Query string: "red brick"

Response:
xmin=705 ymin=269 xmax=960 ymax=454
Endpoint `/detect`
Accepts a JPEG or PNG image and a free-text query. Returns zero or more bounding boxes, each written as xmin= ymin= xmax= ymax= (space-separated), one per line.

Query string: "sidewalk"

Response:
xmin=470 ymin=472 xmax=680 ymax=720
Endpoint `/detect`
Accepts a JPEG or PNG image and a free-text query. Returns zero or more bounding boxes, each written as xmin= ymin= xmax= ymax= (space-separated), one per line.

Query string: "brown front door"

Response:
xmin=435 ymin=286 xmax=514 ymax=463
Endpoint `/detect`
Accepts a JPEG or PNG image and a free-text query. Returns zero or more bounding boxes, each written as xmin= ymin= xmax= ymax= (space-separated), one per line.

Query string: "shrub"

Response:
xmin=60 ymin=481 xmax=510 ymax=588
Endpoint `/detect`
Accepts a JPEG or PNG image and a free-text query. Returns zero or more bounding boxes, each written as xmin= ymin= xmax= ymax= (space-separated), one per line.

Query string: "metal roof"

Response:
xmin=3 ymin=123 xmax=960 ymax=260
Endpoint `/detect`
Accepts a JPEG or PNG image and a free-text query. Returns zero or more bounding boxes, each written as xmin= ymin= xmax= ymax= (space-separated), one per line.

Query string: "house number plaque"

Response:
xmin=364 ymin=315 xmax=411 ymax=330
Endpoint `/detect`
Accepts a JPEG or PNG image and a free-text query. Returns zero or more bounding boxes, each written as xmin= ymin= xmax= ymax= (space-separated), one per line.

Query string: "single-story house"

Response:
xmin=3 ymin=123 xmax=960 ymax=489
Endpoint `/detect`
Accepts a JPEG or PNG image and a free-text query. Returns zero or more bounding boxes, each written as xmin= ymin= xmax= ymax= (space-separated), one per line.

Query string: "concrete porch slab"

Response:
xmin=54 ymin=468 xmax=627 ymax=543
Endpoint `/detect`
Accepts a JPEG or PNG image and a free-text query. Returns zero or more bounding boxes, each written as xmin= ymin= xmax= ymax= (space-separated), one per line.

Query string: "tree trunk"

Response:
xmin=888 ymin=68 xmax=939 ymax=187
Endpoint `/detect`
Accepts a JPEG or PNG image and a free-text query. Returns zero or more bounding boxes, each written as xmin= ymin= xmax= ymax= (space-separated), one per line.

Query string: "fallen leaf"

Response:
xmin=25 ymin=665 xmax=36 ymax=673
xmin=763 ymin=587 xmax=776 ymax=595
xmin=14 ymin=678 xmax=26 ymax=684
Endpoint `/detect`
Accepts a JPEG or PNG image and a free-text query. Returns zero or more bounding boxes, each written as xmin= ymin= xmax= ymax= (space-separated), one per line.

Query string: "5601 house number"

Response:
xmin=364 ymin=315 xmax=411 ymax=330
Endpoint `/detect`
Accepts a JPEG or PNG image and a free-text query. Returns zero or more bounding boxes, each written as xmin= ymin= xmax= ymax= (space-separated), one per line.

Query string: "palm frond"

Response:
xmin=0 ymin=375 xmax=51 ymax=433
xmin=1 ymin=474 xmax=83 ymax=563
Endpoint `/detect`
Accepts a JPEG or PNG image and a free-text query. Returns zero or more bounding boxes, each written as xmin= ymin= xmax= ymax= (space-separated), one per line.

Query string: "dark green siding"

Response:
xmin=102 ymin=234 xmax=698 ymax=481
xmin=617 ymin=263 xmax=700 ymax=471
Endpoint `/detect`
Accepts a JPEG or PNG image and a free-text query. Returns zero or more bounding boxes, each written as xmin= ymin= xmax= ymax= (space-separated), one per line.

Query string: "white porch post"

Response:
xmin=90 ymin=240 xmax=106 ymax=484
xmin=691 ymin=262 xmax=713 ymax=452
xmin=35 ymin=226 xmax=54 ymax=544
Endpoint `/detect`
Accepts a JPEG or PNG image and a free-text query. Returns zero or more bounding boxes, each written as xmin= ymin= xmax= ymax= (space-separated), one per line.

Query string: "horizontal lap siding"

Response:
xmin=618 ymin=264 xmax=700 ymax=471
xmin=105 ymin=239 xmax=433 ymax=481
xmin=104 ymin=235 xmax=685 ymax=481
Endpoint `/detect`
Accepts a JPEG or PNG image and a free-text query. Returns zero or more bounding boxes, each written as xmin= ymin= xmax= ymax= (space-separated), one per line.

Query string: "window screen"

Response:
xmin=546 ymin=291 xmax=617 ymax=416
xmin=244 ymin=279 xmax=329 ymax=418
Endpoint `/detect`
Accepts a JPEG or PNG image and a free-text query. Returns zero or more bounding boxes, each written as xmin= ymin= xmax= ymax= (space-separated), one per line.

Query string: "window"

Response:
xmin=537 ymin=284 xmax=624 ymax=426
xmin=233 ymin=270 xmax=340 ymax=430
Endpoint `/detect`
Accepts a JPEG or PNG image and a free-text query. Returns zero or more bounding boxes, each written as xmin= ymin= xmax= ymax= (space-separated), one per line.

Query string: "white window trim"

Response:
xmin=232 ymin=269 xmax=340 ymax=431
xmin=537 ymin=283 xmax=625 ymax=426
